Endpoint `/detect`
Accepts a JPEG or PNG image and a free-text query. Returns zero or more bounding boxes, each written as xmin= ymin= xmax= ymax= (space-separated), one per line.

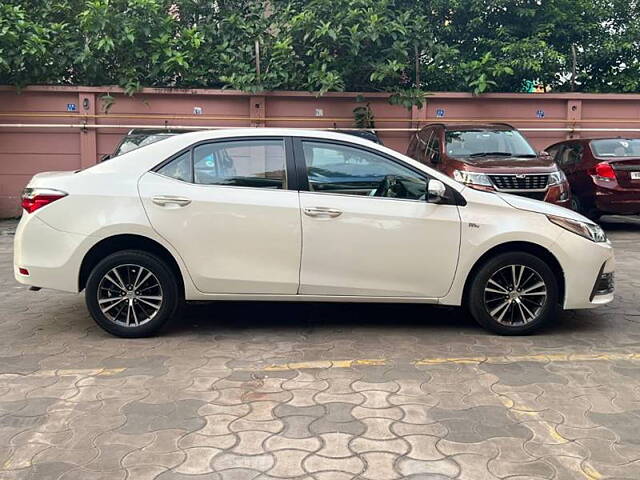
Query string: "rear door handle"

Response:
xmin=303 ymin=207 xmax=343 ymax=218
xmin=152 ymin=195 xmax=192 ymax=207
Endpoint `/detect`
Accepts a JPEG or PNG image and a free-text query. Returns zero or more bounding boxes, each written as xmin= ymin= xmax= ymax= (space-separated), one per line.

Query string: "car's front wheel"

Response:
xmin=85 ymin=250 xmax=181 ymax=337
xmin=468 ymin=252 xmax=559 ymax=335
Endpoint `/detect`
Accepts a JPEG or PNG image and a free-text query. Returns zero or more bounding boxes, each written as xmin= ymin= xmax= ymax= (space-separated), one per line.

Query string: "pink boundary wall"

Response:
xmin=1 ymin=85 xmax=640 ymax=217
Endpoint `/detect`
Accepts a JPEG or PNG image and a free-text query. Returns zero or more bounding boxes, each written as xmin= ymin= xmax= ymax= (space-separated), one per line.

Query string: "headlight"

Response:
xmin=453 ymin=170 xmax=492 ymax=187
xmin=548 ymin=170 xmax=567 ymax=185
xmin=547 ymin=215 xmax=607 ymax=242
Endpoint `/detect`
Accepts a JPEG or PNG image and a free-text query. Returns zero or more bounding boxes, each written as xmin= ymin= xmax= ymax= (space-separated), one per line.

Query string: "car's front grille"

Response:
xmin=489 ymin=174 xmax=549 ymax=191
xmin=516 ymin=191 xmax=547 ymax=201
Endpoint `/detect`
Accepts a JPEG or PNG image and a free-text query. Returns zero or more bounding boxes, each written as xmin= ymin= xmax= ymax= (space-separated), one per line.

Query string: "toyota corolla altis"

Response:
xmin=14 ymin=129 xmax=615 ymax=337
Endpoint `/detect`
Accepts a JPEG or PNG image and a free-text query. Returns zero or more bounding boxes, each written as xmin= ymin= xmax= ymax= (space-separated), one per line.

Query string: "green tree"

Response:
xmin=1 ymin=0 xmax=638 ymax=97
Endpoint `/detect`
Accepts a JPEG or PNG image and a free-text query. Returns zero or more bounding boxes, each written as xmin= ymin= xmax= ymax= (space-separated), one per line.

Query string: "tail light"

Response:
xmin=591 ymin=162 xmax=616 ymax=181
xmin=21 ymin=188 xmax=67 ymax=214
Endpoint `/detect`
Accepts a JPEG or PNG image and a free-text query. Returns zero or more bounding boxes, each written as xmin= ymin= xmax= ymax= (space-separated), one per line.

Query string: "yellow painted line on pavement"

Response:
xmin=263 ymin=358 xmax=386 ymax=371
xmin=259 ymin=352 xmax=640 ymax=371
xmin=582 ymin=464 xmax=603 ymax=480
xmin=415 ymin=352 xmax=640 ymax=365
xmin=493 ymin=380 xmax=604 ymax=479
xmin=495 ymin=391 xmax=603 ymax=479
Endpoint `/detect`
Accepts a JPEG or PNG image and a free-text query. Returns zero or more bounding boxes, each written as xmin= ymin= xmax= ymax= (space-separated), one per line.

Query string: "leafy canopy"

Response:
xmin=1 ymin=0 xmax=638 ymax=102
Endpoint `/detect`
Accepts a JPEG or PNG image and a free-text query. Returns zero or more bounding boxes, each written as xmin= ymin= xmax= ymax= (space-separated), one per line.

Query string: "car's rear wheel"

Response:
xmin=571 ymin=193 xmax=601 ymax=221
xmin=468 ymin=252 xmax=559 ymax=335
xmin=85 ymin=250 xmax=181 ymax=337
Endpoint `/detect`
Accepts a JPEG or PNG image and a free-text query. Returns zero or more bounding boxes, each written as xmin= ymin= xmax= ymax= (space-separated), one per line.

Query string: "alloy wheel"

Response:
xmin=483 ymin=264 xmax=547 ymax=326
xmin=96 ymin=264 xmax=163 ymax=327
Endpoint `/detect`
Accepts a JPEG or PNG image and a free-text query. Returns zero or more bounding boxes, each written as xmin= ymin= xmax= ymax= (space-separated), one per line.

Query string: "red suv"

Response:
xmin=546 ymin=138 xmax=640 ymax=220
xmin=407 ymin=123 xmax=571 ymax=207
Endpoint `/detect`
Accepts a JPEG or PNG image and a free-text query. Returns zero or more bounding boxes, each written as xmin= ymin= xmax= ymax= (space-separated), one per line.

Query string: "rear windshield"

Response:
xmin=115 ymin=134 xmax=175 ymax=156
xmin=445 ymin=129 xmax=536 ymax=158
xmin=591 ymin=139 xmax=640 ymax=157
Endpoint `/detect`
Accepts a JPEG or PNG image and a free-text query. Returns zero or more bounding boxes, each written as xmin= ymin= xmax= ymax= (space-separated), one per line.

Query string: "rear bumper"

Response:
xmin=594 ymin=188 xmax=640 ymax=214
xmin=587 ymin=178 xmax=640 ymax=214
xmin=14 ymin=214 xmax=88 ymax=293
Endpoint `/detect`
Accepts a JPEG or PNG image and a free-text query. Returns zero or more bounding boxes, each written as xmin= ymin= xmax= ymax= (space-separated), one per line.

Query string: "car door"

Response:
xmin=294 ymin=138 xmax=461 ymax=298
xmin=556 ymin=142 xmax=588 ymax=196
xmin=138 ymin=137 xmax=302 ymax=294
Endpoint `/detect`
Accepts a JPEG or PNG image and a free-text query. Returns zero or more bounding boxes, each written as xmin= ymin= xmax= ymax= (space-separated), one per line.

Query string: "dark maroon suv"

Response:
xmin=546 ymin=138 xmax=640 ymax=220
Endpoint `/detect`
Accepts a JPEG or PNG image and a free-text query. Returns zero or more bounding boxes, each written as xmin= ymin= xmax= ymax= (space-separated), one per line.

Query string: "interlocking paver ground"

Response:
xmin=1 ymin=216 xmax=640 ymax=479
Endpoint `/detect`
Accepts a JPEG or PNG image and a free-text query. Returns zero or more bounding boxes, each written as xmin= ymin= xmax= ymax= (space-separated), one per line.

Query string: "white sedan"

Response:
xmin=14 ymin=129 xmax=615 ymax=337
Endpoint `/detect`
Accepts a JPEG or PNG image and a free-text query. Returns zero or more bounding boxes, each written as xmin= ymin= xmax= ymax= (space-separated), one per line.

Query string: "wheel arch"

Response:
xmin=462 ymin=241 xmax=565 ymax=307
xmin=79 ymin=234 xmax=185 ymax=295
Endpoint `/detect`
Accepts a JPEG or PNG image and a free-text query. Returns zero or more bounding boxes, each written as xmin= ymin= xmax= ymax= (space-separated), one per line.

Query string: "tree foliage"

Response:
xmin=1 ymin=0 xmax=639 ymax=102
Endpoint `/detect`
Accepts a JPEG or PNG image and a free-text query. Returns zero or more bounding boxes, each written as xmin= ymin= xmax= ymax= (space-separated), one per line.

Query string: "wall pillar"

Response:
xmin=411 ymin=101 xmax=428 ymax=131
xmin=79 ymin=92 xmax=97 ymax=167
xmin=250 ymin=95 xmax=266 ymax=127
xmin=566 ymin=99 xmax=582 ymax=139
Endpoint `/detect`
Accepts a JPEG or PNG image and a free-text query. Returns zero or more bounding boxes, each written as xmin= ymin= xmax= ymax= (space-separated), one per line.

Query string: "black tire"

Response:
xmin=85 ymin=250 xmax=181 ymax=338
xmin=467 ymin=252 xmax=559 ymax=335
xmin=572 ymin=193 xmax=601 ymax=221
xmin=570 ymin=193 xmax=581 ymax=213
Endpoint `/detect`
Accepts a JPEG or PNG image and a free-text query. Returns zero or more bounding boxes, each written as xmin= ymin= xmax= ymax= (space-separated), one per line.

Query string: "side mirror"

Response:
xmin=538 ymin=150 xmax=550 ymax=158
xmin=430 ymin=152 xmax=441 ymax=164
xmin=427 ymin=179 xmax=446 ymax=203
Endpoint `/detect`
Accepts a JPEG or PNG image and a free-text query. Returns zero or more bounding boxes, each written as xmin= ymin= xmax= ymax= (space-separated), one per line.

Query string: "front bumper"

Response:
xmin=590 ymin=269 xmax=614 ymax=300
xmin=551 ymin=229 xmax=615 ymax=309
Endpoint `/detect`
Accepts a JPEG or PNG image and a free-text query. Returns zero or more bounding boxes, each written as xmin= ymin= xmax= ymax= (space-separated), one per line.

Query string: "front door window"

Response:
xmin=302 ymin=141 xmax=427 ymax=200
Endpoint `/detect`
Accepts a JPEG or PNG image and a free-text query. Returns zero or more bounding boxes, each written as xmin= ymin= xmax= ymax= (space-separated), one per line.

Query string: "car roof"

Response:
xmin=158 ymin=128 xmax=383 ymax=145
xmin=88 ymin=128 xmax=464 ymax=193
xmin=338 ymin=130 xmax=382 ymax=143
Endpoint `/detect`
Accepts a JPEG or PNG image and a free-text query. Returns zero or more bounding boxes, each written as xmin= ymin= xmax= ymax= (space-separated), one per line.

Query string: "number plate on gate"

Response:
xmin=631 ymin=172 xmax=640 ymax=180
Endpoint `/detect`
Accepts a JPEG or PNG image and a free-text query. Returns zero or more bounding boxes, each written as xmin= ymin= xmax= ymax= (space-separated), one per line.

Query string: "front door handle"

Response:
xmin=152 ymin=195 xmax=192 ymax=207
xmin=303 ymin=207 xmax=343 ymax=218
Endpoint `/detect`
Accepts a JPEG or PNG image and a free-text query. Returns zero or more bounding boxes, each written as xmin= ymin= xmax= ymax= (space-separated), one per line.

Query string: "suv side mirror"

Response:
xmin=427 ymin=179 xmax=446 ymax=203
xmin=538 ymin=150 xmax=550 ymax=158
xmin=430 ymin=151 xmax=441 ymax=164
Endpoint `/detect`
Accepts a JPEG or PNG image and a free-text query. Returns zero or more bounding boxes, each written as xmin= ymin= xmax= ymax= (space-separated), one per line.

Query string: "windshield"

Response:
xmin=445 ymin=129 xmax=536 ymax=158
xmin=591 ymin=139 xmax=640 ymax=158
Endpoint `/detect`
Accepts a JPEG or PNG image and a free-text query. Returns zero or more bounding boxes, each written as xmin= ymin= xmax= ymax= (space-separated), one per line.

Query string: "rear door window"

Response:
xmin=193 ymin=140 xmax=286 ymax=189
xmin=156 ymin=139 xmax=287 ymax=189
